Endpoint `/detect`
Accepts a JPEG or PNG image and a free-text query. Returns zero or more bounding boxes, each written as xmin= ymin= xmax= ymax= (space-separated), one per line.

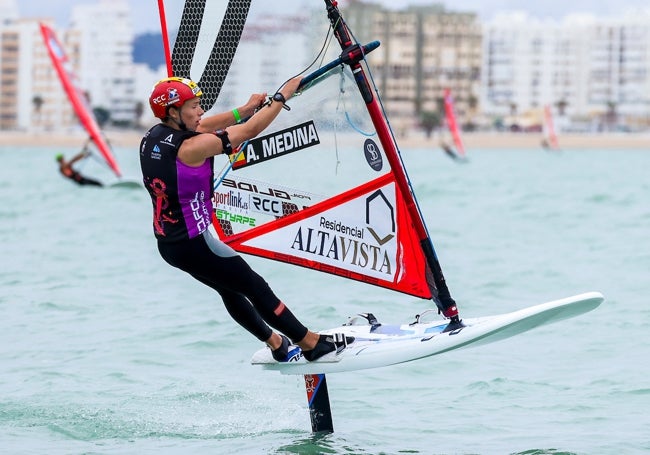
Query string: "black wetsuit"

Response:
xmin=139 ymin=124 xmax=308 ymax=343
xmin=67 ymin=171 xmax=103 ymax=187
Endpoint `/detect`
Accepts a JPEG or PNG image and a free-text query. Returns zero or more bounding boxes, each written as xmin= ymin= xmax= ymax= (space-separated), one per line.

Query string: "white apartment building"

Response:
xmin=4 ymin=1 xmax=650 ymax=134
xmin=585 ymin=14 xmax=650 ymax=122
xmin=0 ymin=19 xmax=70 ymax=131
xmin=69 ymin=0 xmax=136 ymax=125
xmin=336 ymin=2 xmax=483 ymax=132
xmin=0 ymin=0 xmax=137 ymax=131
xmin=482 ymin=11 xmax=650 ymax=130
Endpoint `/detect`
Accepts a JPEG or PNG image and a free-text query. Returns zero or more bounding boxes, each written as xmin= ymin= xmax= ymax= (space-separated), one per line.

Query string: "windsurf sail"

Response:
xmin=442 ymin=88 xmax=466 ymax=160
xmin=542 ymin=104 xmax=560 ymax=150
xmin=158 ymin=0 xmax=456 ymax=307
xmin=157 ymin=0 xmax=460 ymax=434
xmin=39 ymin=23 xmax=121 ymax=178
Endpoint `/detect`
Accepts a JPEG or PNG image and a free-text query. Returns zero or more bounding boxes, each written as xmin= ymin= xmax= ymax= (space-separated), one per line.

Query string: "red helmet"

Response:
xmin=149 ymin=77 xmax=203 ymax=119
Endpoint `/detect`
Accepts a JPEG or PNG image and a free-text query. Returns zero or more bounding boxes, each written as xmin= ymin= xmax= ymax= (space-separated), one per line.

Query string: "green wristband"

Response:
xmin=232 ymin=108 xmax=241 ymax=123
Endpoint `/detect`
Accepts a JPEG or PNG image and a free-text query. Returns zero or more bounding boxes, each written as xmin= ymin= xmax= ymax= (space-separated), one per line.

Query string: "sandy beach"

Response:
xmin=396 ymin=131 xmax=650 ymax=149
xmin=0 ymin=129 xmax=648 ymax=149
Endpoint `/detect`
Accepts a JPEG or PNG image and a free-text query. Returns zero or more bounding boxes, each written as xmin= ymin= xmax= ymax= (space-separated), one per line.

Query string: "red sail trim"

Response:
xmin=39 ymin=23 xmax=121 ymax=177
xmin=214 ymin=172 xmax=432 ymax=299
xmin=443 ymin=88 xmax=466 ymax=158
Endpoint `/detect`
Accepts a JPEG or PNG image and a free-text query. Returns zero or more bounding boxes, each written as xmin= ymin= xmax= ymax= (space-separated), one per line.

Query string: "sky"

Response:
xmin=19 ymin=0 xmax=650 ymax=35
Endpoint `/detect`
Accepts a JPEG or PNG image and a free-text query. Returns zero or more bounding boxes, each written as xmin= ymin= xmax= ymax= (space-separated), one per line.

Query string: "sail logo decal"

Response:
xmin=213 ymin=188 xmax=255 ymax=226
xmin=215 ymin=189 xmax=285 ymax=217
xmin=365 ymin=190 xmax=395 ymax=245
xmin=232 ymin=121 xmax=320 ymax=169
xmin=251 ymin=195 xmax=284 ymax=217
xmin=215 ymin=209 xmax=256 ymax=227
xmin=364 ymin=139 xmax=383 ymax=171
xmin=213 ymin=189 xmax=250 ymax=211
xmin=286 ymin=188 xmax=397 ymax=278
xmin=213 ymin=176 xmax=319 ymax=230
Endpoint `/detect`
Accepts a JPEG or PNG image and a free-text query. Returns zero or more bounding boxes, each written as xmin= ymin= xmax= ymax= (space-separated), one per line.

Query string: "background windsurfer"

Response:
xmin=55 ymin=146 xmax=103 ymax=187
xmin=440 ymin=139 xmax=458 ymax=160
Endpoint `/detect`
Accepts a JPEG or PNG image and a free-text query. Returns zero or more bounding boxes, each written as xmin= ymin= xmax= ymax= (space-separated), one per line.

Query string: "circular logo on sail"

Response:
xmin=364 ymin=139 xmax=383 ymax=171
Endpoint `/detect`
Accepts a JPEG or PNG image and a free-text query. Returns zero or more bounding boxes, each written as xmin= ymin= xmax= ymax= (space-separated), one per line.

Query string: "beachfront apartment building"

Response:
xmin=0 ymin=19 xmax=70 ymax=132
xmin=69 ymin=0 xmax=136 ymax=126
xmin=0 ymin=0 xmax=137 ymax=132
xmin=342 ymin=1 xmax=482 ymax=134
xmin=482 ymin=11 xmax=650 ymax=131
xmin=343 ymin=2 xmax=650 ymax=132
xmin=2 ymin=1 xmax=650 ymax=134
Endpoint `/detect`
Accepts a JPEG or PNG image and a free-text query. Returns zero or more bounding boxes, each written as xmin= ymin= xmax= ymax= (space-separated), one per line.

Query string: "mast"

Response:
xmin=156 ymin=0 xmax=173 ymax=77
xmin=323 ymin=0 xmax=455 ymax=311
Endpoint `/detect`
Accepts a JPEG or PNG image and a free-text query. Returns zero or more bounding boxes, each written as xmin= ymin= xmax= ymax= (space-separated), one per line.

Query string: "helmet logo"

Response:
xmin=166 ymin=88 xmax=180 ymax=106
xmin=150 ymin=77 xmax=202 ymax=119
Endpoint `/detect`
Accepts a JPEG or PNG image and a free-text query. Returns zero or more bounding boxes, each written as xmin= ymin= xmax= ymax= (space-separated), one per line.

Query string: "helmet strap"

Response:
xmin=167 ymin=106 xmax=187 ymax=131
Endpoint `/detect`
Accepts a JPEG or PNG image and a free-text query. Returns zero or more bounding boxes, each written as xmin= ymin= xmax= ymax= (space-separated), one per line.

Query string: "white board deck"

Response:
xmin=251 ymin=291 xmax=604 ymax=375
xmin=109 ymin=179 xmax=142 ymax=189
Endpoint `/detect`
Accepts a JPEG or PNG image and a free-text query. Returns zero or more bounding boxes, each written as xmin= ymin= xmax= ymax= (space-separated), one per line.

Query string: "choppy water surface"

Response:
xmin=1 ymin=144 xmax=648 ymax=454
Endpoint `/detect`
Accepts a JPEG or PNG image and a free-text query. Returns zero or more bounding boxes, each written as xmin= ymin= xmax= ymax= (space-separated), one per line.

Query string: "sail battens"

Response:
xmin=164 ymin=0 xmax=251 ymax=111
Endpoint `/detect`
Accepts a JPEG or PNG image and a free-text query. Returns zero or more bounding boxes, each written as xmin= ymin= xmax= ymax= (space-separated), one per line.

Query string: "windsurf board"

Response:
xmin=109 ymin=179 xmax=142 ymax=189
xmin=251 ymin=291 xmax=604 ymax=375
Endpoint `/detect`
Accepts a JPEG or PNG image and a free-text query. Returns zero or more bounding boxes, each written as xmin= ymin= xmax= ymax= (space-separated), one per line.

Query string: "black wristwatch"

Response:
xmin=272 ymin=92 xmax=291 ymax=111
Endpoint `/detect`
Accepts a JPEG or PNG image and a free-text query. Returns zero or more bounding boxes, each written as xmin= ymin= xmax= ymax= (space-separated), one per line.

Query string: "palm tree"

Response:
xmin=93 ymin=107 xmax=111 ymax=127
xmin=420 ymin=111 xmax=441 ymax=138
xmin=605 ymin=101 xmax=617 ymax=131
xmin=134 ymin=101 xmax=144 ymax=128
xmin=32 ymin=95 xmax=44 ymax=125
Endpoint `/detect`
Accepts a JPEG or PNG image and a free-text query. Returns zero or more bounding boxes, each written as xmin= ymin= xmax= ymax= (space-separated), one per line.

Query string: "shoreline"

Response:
xmin=398 ymin=131 xmax=650 ymax=149
xmin=0 ymin=129 xmax=648 ymax=149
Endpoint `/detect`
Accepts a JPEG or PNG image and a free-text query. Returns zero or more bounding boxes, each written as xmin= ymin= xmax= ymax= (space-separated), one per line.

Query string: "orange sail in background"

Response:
xmin=543 ymin=105 xmax=560 ymax=150
xmin=39 ymin=23 xmax=122 ymax=177
xmin=443 ymin=88 xmax=466 ymax=159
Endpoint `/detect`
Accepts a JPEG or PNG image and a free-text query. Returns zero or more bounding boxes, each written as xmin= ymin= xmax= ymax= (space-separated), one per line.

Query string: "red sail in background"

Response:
xmin=39 ymin=23 xmax=122 ymax=177
xmin=443 ymin=88 xmax=466 ymax=158
xmin=543 ymin=105 xmax=560 ymax=150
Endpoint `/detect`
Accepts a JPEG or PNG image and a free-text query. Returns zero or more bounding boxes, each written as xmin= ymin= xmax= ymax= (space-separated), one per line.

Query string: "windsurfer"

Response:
xmin=440 ymin=139 xmax=457 ymax=160
xmin=140 ymin=76 xmax=353 ymax=362
xmin=55 ymin=145 xmax=103 ymax=187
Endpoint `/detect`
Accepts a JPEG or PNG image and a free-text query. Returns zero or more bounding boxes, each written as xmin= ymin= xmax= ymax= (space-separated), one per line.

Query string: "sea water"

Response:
xmin=1 ymin=143 xmax=648 ymax=454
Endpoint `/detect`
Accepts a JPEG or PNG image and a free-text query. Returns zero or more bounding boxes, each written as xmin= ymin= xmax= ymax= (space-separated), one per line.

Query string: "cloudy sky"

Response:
xmin=19 ymin=0 xmax=650 ymax=34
